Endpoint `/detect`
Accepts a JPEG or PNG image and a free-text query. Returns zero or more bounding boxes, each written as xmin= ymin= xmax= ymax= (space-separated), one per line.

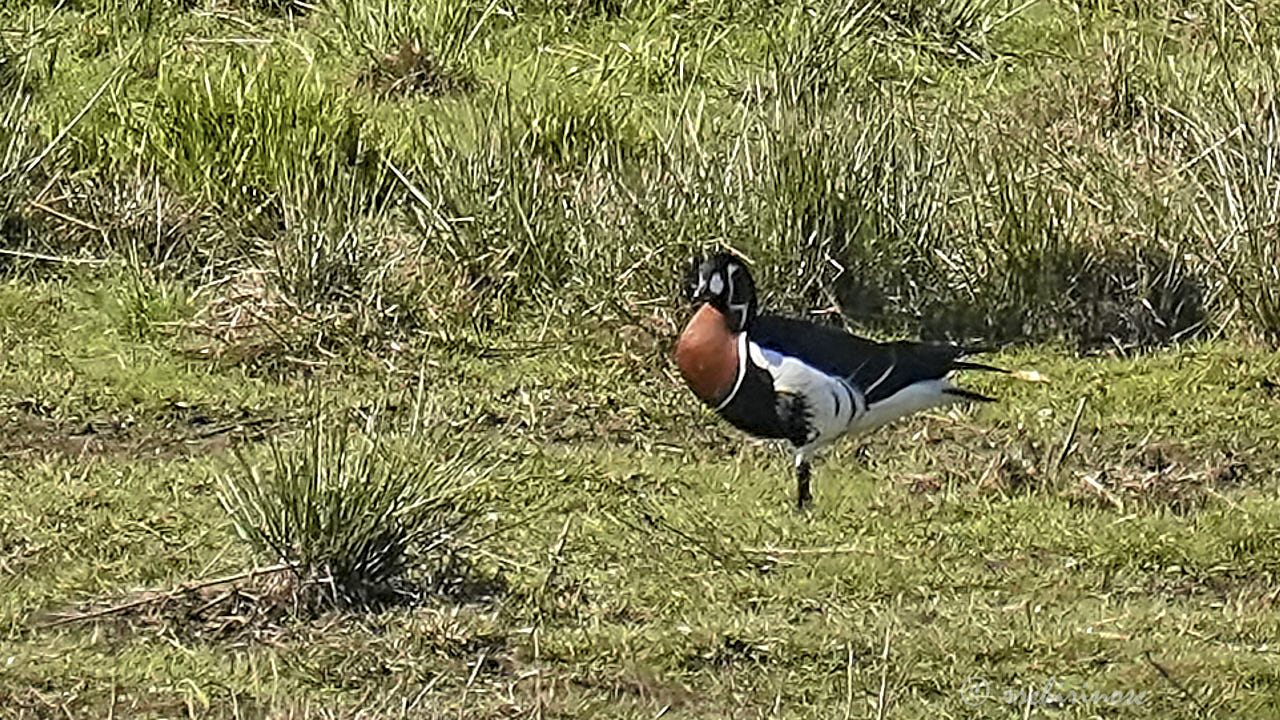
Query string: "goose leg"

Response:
xmin=795 ymin=456 xmax=812 ymax=510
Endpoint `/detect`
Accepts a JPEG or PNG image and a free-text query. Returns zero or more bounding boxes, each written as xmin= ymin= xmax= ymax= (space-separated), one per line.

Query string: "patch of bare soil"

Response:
xmin=37 ymin=552 xmax=509 ymax=645
xmin=885 ymin=423 xmax=1252 ymax=515
xmin=0 ymin=399 xmax=289 ymax=462
xmin=1069 ymin=440 xmax=1248 ymax=513
xmin=35 ymin=565 xmax=300 ymax=646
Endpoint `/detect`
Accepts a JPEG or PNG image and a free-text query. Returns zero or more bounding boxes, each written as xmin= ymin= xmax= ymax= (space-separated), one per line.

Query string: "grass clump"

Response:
xmin=357 ymin=38 xmax=475 ymax=97
xmin=882 ymin=0 xmax=1013 ymax=54
xmin=330 ymin=0 xmax=486 ymax=98
xmin=218 ymin=405 xmax=491 ymax=609
xmin=1181 ymin=49 xmax=1280 ymax=343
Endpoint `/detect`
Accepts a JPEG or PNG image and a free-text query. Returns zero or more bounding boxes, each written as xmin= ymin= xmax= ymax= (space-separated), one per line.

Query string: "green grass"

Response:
xmin=3 ymin=275 xmax=1279 ymax=717
xmin=2 ymin=0 xmax=1280 ymax=717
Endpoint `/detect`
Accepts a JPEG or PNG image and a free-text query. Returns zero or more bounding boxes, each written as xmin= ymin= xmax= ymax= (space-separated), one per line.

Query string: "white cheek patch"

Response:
xmin=708 ymin=272 xmax=725 ymax=296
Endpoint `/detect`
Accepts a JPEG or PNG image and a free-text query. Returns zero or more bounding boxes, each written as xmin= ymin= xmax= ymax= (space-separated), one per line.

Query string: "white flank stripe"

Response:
xmin=853 ymin=379 xmax=956 ymax=432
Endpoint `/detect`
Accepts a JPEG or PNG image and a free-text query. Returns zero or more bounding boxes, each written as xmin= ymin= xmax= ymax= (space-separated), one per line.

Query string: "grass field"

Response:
xmin=3 ymin=0 xmax=1280 ymax=717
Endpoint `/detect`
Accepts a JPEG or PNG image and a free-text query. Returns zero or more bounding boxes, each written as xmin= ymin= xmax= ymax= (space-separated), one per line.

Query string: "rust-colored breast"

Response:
xmin=674 ymin=304 xmax=740 ymax=406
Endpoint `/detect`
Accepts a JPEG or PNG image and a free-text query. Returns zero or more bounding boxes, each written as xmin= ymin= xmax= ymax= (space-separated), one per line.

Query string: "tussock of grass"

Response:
xmin=331 ymin=0 xmax=486 ymax=94
xmin=219 ymin=403 xmax=492 ymax=609
xmin=357 ymin=39 xmax=475 ymax=97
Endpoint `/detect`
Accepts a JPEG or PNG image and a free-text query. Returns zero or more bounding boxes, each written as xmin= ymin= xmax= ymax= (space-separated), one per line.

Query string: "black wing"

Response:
xmin=749 ymin=315 xmax=1002 ymax=405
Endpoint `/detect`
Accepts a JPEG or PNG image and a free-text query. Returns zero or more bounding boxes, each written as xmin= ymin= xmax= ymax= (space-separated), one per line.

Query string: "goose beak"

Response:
xmin=687 ymin=282 xmax=708 ymax=305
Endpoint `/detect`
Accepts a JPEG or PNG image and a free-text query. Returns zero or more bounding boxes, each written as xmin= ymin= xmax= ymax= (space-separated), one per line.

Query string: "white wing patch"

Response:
xmin=748 ymin=341 xmax=856 ymax=447
xmin=746 ymin=341 xmax=961 ymax=450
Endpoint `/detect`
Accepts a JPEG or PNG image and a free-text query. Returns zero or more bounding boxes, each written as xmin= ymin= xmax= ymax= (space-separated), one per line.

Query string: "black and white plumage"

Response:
xmin=674 ymin=253 xmax=1005 ymax=509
